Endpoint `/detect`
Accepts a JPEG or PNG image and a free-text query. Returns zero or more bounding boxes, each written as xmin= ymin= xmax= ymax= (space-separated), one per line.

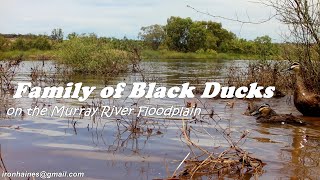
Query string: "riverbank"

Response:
xmin=141 ymin=50 xmax=264 ymax=60
xmin=141 ymin=50 xmax=282 ymax=60
xmin=0 ymin=49 xmax=56 ymax=60
xmin=0 ymin=49 xmax=282 ymax=61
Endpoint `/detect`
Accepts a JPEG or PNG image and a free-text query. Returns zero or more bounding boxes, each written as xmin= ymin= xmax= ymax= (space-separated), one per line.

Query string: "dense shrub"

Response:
xmin=58 ymin=37 xmax=131 ymax=74
xmin=11 ymin=36 xmax=52 ymax=51
xmin=11 ymin=38 xmax=28 ymax=51
xmin=32 ymin=36 xmax=52 ymax=50
xmin=0 ymin=36 xmax=9 ymax=51
xmin=219 ymin=36 xmax=279 ymax=60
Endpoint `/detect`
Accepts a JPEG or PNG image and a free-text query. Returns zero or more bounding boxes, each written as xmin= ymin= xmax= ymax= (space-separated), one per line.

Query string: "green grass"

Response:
xmin=0 ymin=49 xmax=282 ymax=61
xmin=0 ymin=49 xmax=56 ymax=60
xmin=141 ymin=49 xmax=280 ymax=60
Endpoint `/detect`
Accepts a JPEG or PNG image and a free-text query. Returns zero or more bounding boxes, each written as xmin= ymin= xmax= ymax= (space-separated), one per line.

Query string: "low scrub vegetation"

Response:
xmin=57 ymin=35 xmax=137 ymax=75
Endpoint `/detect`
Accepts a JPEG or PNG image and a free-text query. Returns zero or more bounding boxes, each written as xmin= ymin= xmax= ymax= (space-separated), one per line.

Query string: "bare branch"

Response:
xmin=187 ymin=5 xmax=277 ymax=24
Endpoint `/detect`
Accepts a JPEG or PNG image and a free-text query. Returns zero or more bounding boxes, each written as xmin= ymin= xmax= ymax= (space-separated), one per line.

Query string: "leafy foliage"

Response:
xmin=219 ymin=36 xmax=278 ymax=59
xmin=254 ymin=35 xmax=278 ymax=60
xmin=67 ymin=32 xmax=78 ymax=40
xmin=10 ymin=36 xmax=52 ymax=51
xmin=57 ymin=35 xmax=132 ymax=74
xmin=139 ymin=25 xmax=165 ymax=50
xmin=31 ymin=36 xmax=52 ymax=50
xmin=165 ymin=17 xmax=193 ymax=52
xmin=138 ymin=16 xmax=280 ymax=58
xmin=140 ymin=17 xmax=239 ymax=53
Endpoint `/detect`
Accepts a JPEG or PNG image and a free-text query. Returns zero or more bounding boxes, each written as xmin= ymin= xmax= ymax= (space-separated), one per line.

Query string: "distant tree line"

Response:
xmin=139 ymin=16 xmax=279 ymax=58
xmin=0 ymin=18 xmax=280 ymax=60
xmin=0 ymin=28 xmax=64 ymax=51
xmin=0 ymin=35 xmax=52 ymax=51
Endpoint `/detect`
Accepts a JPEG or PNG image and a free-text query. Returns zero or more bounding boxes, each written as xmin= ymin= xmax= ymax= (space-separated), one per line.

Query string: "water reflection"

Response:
xmin=284 ymin=126 xmax=320 ymax=179
xmin=0 ymin=59 xmax=320 ymax=179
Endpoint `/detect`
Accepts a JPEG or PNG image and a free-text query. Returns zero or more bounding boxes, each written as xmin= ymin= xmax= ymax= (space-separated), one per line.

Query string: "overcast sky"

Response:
xmin=0 ymin=0 xmax=287 ymax=41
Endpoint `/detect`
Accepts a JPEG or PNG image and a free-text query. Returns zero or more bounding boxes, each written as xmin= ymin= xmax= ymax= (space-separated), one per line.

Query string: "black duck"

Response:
xmin=251 ymin=104 xmax=306 ymax=125
xmin=289 ymin=62 xmax=320 ymax=117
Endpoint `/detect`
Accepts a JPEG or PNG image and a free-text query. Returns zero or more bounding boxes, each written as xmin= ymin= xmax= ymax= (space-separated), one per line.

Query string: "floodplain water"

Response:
xmin=0 ymin=59 xmax=320 ymax=179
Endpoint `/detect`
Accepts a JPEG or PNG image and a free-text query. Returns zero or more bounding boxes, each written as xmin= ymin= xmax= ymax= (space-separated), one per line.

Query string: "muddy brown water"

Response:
xmin=0 ymin=59 xmax=320 ymax=180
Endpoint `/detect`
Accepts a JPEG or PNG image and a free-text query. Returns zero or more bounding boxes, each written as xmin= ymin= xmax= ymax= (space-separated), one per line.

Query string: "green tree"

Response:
xmin=187 ymin=22 xmax=207 ymax=52
xmin=139 ymin=24 xmax=165 ymax=50
xmin=164 ymin=17 xmax=235 ymax=52
xmin=254 ymin=35 xmax=276 ymax=59
xmin=51 ymin=28 xmax=64 ymax=42
xmin=67 ymin=32 xmax=78 ymax=40
xmin=199 ymin=21 xmax=235 ymax=48
xmin=165 ymin=16 xmax=193 ymax=52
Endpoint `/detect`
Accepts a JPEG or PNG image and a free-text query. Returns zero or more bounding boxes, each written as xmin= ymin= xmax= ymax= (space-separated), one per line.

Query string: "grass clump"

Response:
xmin=57 ymin=36 xmax=132 ymax=75
xmin=0 ymin=49 xmax=56 ymax=60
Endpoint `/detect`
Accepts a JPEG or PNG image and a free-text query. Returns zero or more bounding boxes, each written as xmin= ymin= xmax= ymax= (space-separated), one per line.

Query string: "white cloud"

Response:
xmin=0 ymin=0 xmax=287 ymax=41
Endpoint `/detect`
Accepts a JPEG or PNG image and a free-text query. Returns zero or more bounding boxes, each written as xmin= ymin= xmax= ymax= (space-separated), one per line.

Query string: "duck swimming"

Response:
xmin=243 ymin=100 xmax=259 ymax=116
xmin=289 ymin=62 xmax=320 ymax=117
xmin=251 ymin=104 xmax=306 ymax=125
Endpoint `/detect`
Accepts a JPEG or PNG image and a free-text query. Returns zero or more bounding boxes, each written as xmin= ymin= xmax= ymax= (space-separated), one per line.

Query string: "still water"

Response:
xmin=0 ymin=59 xmax=320 ymax=180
